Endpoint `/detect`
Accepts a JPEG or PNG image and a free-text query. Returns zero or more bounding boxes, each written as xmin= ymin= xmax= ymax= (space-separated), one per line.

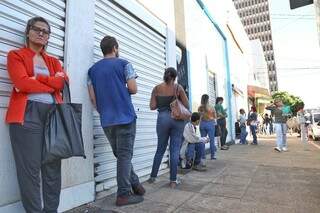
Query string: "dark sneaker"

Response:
xmin=116 ymin=194 xmax=144 ymax=206
xmin=132 ymin=184 xmax=145 ymax=196
xmin=193 ymin=164 xmax=207 ymax=171
xmin=147 ymin=177 xmax=156 ymax=184
xmin=221 ymin=146 xmax=229 ymax=150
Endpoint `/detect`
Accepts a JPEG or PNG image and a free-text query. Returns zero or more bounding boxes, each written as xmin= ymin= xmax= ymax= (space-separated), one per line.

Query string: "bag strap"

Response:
xmin=51 ymin=81 xmax=71 ymax=104
xmin=62 ymin=81 xmax=71 ymax=103
xmin=174 ymin=84 xmax=179 ymax=100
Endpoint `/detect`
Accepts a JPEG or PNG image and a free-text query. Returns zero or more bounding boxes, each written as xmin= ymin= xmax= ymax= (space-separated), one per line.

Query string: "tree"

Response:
xmin=271 ymin=91 xmax=304 ymax=115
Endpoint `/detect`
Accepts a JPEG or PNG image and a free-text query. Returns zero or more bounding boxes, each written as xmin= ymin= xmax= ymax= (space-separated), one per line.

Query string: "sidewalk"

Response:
xmin=66 ymin=135 xmax=320 ymax=213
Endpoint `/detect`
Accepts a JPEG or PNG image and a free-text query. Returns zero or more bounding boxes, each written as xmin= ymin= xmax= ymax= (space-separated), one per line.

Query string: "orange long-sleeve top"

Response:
xmin=5 ymin=47 xmax=68 ymax=124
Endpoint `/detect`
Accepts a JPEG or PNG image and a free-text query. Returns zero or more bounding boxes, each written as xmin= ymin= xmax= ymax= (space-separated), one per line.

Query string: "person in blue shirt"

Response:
xmin=87 ymin=36 xmax=144 ymax=206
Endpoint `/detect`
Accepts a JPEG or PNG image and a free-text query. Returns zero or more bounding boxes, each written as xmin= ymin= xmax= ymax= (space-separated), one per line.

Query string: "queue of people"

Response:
xmin=5 ymin=16 xmax=306 ymax=212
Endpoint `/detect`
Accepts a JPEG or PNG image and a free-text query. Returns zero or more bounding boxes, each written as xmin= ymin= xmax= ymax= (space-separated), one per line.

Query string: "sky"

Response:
xmin=269 ymin=0 xmax=320 ymax=109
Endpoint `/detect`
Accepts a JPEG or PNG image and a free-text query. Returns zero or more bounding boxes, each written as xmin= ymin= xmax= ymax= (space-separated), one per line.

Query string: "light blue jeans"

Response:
xmin=240 ymin=124 xmax=248 ymax=144
xmin=274 ymin=123 xmax=287 ymax=150
xmin=186 ymin=143 xmax=204 ymax=165
xmin=200 ymin=120 xmax=216 ymax=159
xmin=150 ymin=111 xmax=185 ymax=181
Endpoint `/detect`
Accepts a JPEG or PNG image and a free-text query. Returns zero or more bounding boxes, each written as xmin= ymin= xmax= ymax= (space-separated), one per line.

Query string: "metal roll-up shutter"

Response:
xmin=0 ymin=0 xmax=66 ymax=109
xmin=93 ymin=0 xmax=167 ymax=193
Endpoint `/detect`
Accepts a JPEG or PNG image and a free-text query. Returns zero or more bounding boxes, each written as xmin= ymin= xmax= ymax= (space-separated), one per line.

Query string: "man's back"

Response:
xmin=88 ymin=57 xmax=136 ymax=127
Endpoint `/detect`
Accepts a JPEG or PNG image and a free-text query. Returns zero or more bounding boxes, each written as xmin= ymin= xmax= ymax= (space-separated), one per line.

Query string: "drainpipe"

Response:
xmin=196 ymin=0 xmax=234 ymax=141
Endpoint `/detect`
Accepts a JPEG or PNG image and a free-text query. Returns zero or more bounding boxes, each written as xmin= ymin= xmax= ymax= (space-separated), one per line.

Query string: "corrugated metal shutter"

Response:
xmin=0 ymin=0 xmax=66 ymax=109
xmin=93 ymin=0 xmax=167 ymax=193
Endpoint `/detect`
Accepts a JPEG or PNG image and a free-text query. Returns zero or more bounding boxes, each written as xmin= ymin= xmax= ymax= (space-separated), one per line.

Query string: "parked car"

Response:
xmin=307 ymin=111 xmax=320 ymax=141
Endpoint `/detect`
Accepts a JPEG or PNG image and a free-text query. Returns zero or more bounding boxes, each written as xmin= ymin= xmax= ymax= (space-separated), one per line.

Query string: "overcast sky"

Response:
xmin=269 ymin=0 xmax=320 ymax=109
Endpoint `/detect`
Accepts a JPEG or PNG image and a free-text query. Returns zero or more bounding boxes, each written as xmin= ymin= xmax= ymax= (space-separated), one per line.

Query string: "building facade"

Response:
xmin=0 ymin=0 xmax=251 ymax=212
xmin=0 ymin=0 xmax=176 ymax=212
xmin=233 ymin=0 xmax=278 ymax=92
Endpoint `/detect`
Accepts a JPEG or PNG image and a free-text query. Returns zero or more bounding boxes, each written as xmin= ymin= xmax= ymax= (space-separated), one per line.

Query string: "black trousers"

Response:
xmin=9 ymin=101 xmax=61 ymax=213
xmin=217 ymin=118 xmax=228 ymax=147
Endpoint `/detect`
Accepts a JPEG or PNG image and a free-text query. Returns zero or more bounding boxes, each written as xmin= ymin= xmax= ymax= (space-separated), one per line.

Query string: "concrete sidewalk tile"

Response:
xmin=241 ymin=182 xmax=294 ymax=206
xmin=144 ymin=187 xmax=195 ymax=207
xmin=213 ymin=174 xmax=251 ymax=186
xmin=200 ymin=183 xmax=247 ymax=199
xmin=175 ymin=178 xmax=210 ymax=193
xmin=177 ymin=193 xmax=253 ymax=213
xmin=221 ymin=167 xmax=256 ymax=178
xmin=119 ymin=198 xmax=177 ymax=213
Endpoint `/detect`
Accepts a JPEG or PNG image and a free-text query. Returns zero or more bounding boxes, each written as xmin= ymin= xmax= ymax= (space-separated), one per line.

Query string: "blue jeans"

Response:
xmin=186 ymin=143 xmax=204 ymax=165
xmin=240 ymin=124 xmax=248 ymax=144
xmin=200 ymin=120 xmax=216 ymax=159
xmin=250 ymin=125 xmax=258 ymax=144
xmin=274 ymin=123 xmax=287 ymax=149
xmin=151 ymin=111 xmax=185 ymax=181
xmin=103 ymin=120 xmax=140 ymax=196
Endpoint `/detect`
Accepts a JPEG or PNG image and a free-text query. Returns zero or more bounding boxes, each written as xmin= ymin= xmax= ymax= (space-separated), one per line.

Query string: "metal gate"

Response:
xmin=93 ymin=0 xmax=167 ymax=193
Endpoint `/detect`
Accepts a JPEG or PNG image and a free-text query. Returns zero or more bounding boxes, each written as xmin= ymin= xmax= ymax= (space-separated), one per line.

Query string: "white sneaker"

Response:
xmin=282 ymin=147 xmax=288 ymax=152
xmin=274 ymin=147 xmax=281 ymax=152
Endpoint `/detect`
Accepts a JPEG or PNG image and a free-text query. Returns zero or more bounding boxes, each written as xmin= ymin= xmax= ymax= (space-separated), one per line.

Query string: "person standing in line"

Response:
xmin=88 ymin=36 xmax=145 ymax=206
xmin=266 ymin=99 xmax=289 ymax=152
xmin=6 ymin=17 xmax=68 ymax=213
xmin=198 ymin=94 xmax=217 ymax=160
xmin=148 ymin=67 xmax=189 ymax=188
xmin=239 ymin=109 xmax=248 ymax=144
xmin=297 ymin=105 xmax=309 ymax=150
xmin=248 ymin=106 xmax=258 ymax=145
xmin=263 ymin=113 xmax=271 ymax=135
xmin=215 ymin=97 xmax=229 ymax=150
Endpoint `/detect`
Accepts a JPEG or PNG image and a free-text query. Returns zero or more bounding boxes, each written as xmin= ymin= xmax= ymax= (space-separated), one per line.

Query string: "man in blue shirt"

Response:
xmin=87 ymin=36 xmax=145 ymax=206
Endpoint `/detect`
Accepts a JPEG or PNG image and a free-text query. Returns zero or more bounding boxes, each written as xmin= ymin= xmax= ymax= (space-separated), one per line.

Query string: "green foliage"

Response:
xmin=271 ymin=91 xmax=304 ymax=115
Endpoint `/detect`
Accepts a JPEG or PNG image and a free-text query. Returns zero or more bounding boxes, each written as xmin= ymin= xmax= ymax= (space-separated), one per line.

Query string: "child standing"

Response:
xmin=180 ymin=112 xmax=208 ymax=171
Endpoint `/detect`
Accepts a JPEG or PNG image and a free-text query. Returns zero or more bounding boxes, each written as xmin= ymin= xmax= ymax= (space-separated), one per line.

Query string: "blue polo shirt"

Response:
xmin=88 ymin=57 xmax=137 ymax=127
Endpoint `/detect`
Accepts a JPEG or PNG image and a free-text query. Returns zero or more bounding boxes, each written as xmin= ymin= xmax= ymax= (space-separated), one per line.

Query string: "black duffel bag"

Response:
xmin=42 ymin=82 xmax=86 ymax=164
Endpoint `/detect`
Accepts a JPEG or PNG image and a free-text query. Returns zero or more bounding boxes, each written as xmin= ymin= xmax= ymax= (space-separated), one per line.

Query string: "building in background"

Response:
xmin=250 ymin=39 xmax=269 ymax=89
xmin=248 ymin=39 xmax=271 ymax=113
xmin=233 ymin=0 xmax=278 ymax=92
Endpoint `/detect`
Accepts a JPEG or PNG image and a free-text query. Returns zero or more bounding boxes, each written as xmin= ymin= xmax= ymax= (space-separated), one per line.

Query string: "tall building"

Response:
xmin=233 ymin=0 xmax=278 ymax=92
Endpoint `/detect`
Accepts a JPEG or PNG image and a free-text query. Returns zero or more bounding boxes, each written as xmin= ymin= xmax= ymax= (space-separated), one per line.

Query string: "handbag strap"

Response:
xmin=174 ymin=84 xmax=179 ymax=100
xmin=51 ymin=81 xmax=71 ymax=104
xmin=62 ymin=81 xmax=71 ymax=103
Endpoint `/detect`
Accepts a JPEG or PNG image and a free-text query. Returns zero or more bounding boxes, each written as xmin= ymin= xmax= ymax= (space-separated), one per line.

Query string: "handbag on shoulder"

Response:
xmin=170 ymin=84 xmax=191 ymax=120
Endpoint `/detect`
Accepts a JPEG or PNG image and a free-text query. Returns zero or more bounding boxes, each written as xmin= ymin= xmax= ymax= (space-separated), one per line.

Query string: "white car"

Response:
xmin=308 ymin=112 xmax=320 ymax=141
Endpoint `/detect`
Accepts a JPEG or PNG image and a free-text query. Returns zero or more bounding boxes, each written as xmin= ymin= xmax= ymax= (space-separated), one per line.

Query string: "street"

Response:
xmin=67 ymin=135 xmax=320 ymax=213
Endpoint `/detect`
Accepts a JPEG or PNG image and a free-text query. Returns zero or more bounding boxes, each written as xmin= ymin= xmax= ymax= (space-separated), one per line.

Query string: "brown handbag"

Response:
xmin=170 ymin=84 xmax=191 ymax=120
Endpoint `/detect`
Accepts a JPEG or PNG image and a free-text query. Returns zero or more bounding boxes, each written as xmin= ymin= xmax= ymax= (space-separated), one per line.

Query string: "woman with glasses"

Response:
xmin=6 ymin=17 xmax=68 ymax=213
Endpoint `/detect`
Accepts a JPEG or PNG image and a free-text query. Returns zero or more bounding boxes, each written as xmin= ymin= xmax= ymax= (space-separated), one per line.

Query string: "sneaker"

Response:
xmin=193 ymin=164 xmax=207 ymax=172
xmin=282 ymin=147 xmax=288 ymax=152
xmin=116 ymin=193 xmax=144 ymax=206
xmin=147 ymin=177 xmax=156 ymax=184
xmin=274 ymin=147 xmax=281 ymax=152
xmin=211 ymin=157 xmax=217 ymax=160
xmin=169 ymin=182 xmax=177 ymax=189
xmin=132 ymin=184 xmax=146 ymax=196
xmin=221 ymin=146 xmax=229 ymax=150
